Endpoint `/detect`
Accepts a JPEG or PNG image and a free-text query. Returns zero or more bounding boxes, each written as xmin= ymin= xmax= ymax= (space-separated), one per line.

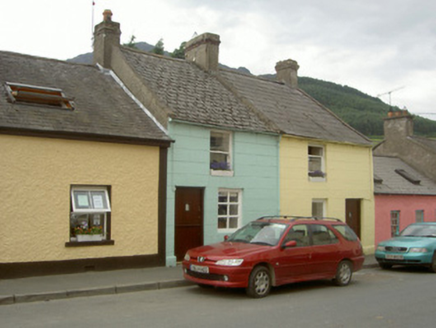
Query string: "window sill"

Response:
xmin=309 ymin=177 xmax=326 ymax=182
xmin=65 ymin=240 xmax=115 ymax=247
xmin=211 ymin=170 xmax=234 ymax=177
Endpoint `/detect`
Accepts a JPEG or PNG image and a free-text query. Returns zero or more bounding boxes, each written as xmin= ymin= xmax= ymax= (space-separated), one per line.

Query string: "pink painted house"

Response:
xmin=373 ymin=155 xmax=436 ymax=246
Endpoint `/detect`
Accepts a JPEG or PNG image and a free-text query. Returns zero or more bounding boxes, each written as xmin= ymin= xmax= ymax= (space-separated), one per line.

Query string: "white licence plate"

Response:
xmin=190 ymin=264 xmax=209 ymax=274
xmin=386 ymin=254 xmax=404 ymax=260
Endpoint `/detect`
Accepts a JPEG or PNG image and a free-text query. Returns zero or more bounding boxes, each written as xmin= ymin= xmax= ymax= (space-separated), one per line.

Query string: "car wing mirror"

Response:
xmin=283 ymin=240 xmax=297 ymax=248
xmin=224 ymin=235 xmax=229 ymax=241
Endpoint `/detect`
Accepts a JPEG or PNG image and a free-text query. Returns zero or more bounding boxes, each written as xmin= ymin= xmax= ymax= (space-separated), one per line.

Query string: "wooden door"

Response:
xmin=175 ymin=187 xmax=204 ymax=261
xmin=346 ymin=199 xmax=361 ymax=239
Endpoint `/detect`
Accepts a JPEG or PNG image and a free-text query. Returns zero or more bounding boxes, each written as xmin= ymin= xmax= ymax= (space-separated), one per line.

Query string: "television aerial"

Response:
xmin=377 ymin=86 xmax=405 ymax=106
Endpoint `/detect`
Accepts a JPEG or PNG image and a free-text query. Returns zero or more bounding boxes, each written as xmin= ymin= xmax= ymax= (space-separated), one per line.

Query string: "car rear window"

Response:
xmin=331 ymin=225 xmax=358 ymax=241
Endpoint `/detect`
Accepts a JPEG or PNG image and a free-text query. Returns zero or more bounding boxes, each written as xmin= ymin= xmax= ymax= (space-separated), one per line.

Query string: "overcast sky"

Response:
xmin=1 ymin=0 xmax=435 ymax=121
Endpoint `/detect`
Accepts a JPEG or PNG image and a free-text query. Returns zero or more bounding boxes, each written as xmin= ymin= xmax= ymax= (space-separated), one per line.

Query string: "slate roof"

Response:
xmin=373 ymin=156 xmax=436 ymax=195
xmin=120 ymin=48 xmax=274 ymax=133
xmin=0 ymin=51 xmax=171 ymax=145
xmin=120 ymin=47 xmax=371 ymax=145
xmin=410 ymin=136 xmax=436 ymax=153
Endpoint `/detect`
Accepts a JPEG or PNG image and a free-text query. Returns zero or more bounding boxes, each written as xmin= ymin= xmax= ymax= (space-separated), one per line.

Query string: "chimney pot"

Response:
xmin=103 ymin=9 xmax=113 ymax=22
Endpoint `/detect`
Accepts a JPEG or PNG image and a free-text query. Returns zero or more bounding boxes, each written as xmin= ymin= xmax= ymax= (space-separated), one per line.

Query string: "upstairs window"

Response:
xmin=210 ymin=130 xmax=233 ymax=176
xmin=5 ymin=82 xmax=75 ymax=110
xmin=308 ymin=145 xmax=325 ymax=180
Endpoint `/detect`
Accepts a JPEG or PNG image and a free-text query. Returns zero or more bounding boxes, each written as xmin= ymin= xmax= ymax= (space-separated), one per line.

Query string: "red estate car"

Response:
xmin=183 ymin=216 xmax=364 ymax=298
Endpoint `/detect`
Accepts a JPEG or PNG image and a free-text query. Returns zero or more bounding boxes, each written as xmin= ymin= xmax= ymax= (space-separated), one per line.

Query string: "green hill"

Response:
xmin=297 ymin=77 xmax=436 ymax=138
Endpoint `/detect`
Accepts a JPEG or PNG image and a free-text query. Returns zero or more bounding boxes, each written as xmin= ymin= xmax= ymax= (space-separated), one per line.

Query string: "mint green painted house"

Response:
xmin=166 ymin=122 xmax=279 ymax=265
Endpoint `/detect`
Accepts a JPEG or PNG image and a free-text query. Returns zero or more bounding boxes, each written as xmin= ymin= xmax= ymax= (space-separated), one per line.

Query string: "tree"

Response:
xmin=123 ymin=35 xmax=137 ymax=49
xmin=151 ymin=38 xmax=165 ymax=55
xmin=170 ymin=41 xmax=187 ymax=59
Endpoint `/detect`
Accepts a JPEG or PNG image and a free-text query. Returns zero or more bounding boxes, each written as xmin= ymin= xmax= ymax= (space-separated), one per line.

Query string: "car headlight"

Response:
xmin=409 ymin=248 xmax=428 ymax=253
xmin=184 ymin=253 xmax=190 ymax=261
xmin=215 ymin=259 xmax=244 ymax=266
xmin=376 ymin=246 xmax=386 ymax=251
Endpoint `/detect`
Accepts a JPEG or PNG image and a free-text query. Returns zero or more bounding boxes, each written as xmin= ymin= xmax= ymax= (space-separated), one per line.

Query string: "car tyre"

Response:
xmin=246 ymin=266 xmax=271 ymax=298
xmin=379 ymin=263 xmax=392 ymax=270
xmin=429 ymin=253 xmax=436 ymax=273
xmin=333 ymin=260 xmax=353 ymax=286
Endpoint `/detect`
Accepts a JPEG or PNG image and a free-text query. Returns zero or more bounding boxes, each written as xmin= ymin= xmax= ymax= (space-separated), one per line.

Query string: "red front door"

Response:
xmin=175 ymin=187 xmax=204 ymax=261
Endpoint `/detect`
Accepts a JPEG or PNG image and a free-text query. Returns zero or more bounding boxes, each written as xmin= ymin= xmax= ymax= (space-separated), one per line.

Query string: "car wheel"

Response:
xmin=246 ymin=266 xmax=271 ymax=298
xmin=379 ymin=263 xmax=392 ymax=270
xmin=429 ymin=253 xmax=436 ymax=273
xmin=333 ymin=260 xmax=353 ymax=286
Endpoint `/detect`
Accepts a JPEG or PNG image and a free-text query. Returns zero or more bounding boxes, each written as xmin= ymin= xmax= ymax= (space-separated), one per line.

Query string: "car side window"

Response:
xmin=331 ymin=225 xmax=358 ymax=241
xmin=311 ymin=225 xmax=338 ymax=246
xmin=283 ymin=224 xmax=310 ymax=247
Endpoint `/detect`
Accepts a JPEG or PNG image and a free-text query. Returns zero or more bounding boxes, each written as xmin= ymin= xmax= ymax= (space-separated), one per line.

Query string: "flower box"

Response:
xmin=76 ymin=234 xmax=103 ymax=242
xmin=309 ymin=170 xmax=326 ymax=178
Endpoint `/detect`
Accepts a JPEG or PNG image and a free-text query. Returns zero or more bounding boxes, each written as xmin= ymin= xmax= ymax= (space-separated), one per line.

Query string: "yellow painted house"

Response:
xmin=218 ymin=60 xmax=375 ymax=254
xmin=0 ymin=51 xmax=172 ymax=278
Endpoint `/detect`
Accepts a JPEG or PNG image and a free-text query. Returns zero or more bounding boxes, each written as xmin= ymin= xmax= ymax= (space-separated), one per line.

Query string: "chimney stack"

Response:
xmin=185 ymin=33 xmax=220 ymax=72
xmin=275 ymin=59 xmax=299 ymax=88
xmin=93 ymin=9 xmax=121 ymax=68
xmin=384 ymin=109 xmax=414 ymax=140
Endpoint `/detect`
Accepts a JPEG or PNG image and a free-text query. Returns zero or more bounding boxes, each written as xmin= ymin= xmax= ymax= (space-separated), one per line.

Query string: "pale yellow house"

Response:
xmin=218 ymin=59 xmax=375 ymax=253
xmin=0 ymin=51 xmax=172 ymax=278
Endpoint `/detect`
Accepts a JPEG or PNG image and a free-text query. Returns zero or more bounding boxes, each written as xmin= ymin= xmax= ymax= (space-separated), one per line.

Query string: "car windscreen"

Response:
xmin=400 ymin=224 xmax=436 ymax=237
xmin=228 ymin=222 xmax=287 ymax=246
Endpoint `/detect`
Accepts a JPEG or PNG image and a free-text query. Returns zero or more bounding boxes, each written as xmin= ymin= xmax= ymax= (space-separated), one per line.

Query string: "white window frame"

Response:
xmin=210 ymin=130 xmax=234 ymax=177
xmin=312 ymin=199 xmax=326 ymax=218
xmin=308 ymin=145 xmax=326 ymax=181
xmin=217 ymin=189 xmax=242 ymax=232
xmin=70 ymin=186 xmax=111 ymax=242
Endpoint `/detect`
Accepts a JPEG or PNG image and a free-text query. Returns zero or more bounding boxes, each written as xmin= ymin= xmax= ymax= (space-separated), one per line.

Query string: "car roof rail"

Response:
xmin=257 ymin=215 xmax=342 ymax=222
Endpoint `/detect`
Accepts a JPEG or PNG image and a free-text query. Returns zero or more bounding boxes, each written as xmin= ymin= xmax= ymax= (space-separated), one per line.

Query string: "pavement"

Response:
xmin=0 ymin=255 xmax=378 ymax=306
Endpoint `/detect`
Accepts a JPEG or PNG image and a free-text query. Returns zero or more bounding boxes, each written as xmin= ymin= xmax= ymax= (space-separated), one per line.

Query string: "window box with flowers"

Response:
xmin=66 ymin=186 xmax=114 ymax=246
xmin=308 ymin=170 xmax=326 ymax=178
xmin=74 ymin=225 xmax=104 ymax=242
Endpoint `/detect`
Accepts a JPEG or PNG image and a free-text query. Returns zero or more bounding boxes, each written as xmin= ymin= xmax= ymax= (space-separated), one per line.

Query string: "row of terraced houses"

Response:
xmin=1 ymin=11 xmax=435 ymax=278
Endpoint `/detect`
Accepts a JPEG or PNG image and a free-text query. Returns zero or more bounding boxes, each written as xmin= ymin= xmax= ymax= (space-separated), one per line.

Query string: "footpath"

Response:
xmin=0 ymin=255 xmax=378 ymax=306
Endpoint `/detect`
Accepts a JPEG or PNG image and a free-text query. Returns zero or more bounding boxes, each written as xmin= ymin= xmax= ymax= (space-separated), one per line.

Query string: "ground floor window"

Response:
xmin=312 ymin=199 xmax=326 ymax=218
xmin=390 ymin=211 xmax=400 ymax=237
xmin=218 ymin=189 xmax=241 ymax=231
xmin=70 ymin=186 xmax=111 ymax=242
xmin=415 ymin=210 xmax=424 ymax=223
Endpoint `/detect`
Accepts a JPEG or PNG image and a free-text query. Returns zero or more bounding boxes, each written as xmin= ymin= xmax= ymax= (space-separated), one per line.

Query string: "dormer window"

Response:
xmin=5 ymin=82 xmax=75 ymax=110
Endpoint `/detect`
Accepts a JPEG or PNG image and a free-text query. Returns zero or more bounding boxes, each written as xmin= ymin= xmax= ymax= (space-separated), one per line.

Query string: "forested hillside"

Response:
xmin=297 ymin=77 xmax=436 ymax=138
